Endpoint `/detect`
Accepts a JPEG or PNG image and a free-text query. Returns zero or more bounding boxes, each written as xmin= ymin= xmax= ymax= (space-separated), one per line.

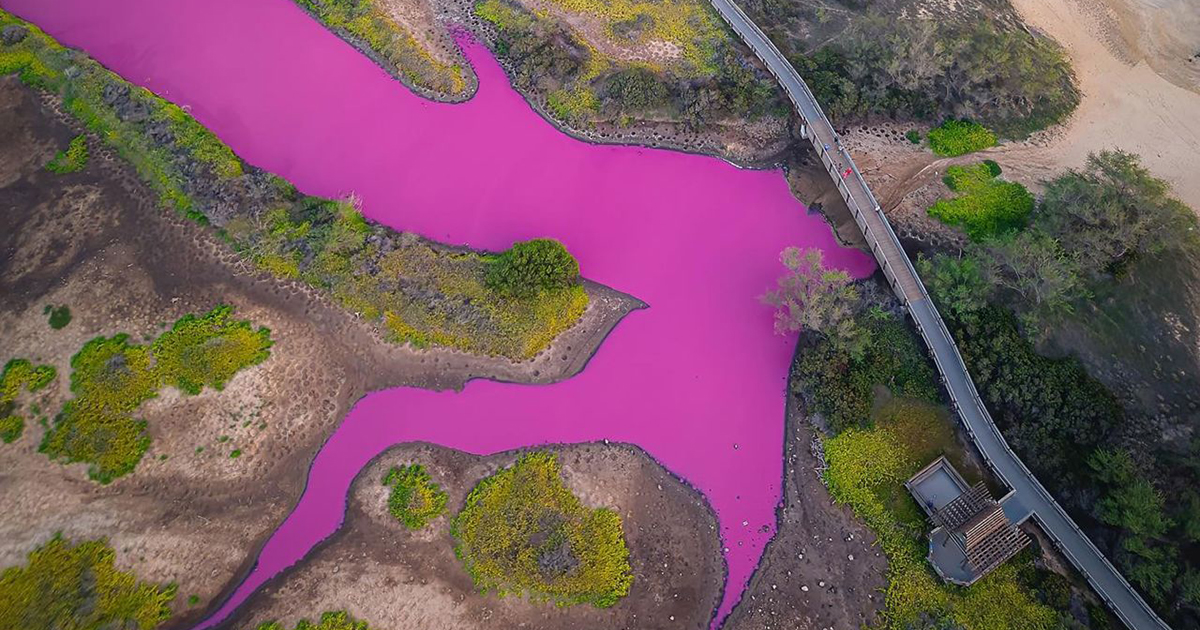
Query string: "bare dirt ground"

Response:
xmin=722 ymin=383 xmax=888 ymax=630
xmin=219 ymin=442 xmax=725 ymax=630
xmin=851 ymin=0 xmax=1200 ymax=215
xmin=0 ymin=75 xmax=641 ymax=628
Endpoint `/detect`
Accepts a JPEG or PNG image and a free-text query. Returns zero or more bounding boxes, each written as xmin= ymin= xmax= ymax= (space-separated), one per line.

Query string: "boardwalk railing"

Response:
xmin=706 ymin=1 xmax=1173 ymax=628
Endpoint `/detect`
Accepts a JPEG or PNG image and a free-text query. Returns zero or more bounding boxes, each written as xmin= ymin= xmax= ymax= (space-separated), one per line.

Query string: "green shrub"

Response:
xmin=0 ymin=534 xmax=176 ymax=630
xmin=794 ymin=311 xmax=938 ymax=433
xmin=39 ymin=306 xmax=272 ymax=483
xmin=950 ymin=307 xmax=1122 ymax=480
xmin=983 ymin=159 xmax=1002 ymax=177
xmin=44 ymin=304 xmax=72 ymax=329
xmin=451 ymin=451 xmax=633 ymax=607
xmin=44 ymin=134 xmax=88 ymax=173
xmin=928 ymin=163 xmax=1033 ymax=240
xmin=0 ymin=358 xmax=56 ymax=445
xmin=0 ymin=415 xmax=23 ymax=443
xmin=927 ymin=120 xmax=997 ymax=156
xmin=485 ymin=239 xmax=581 ymax=298
xmin=256 ymin=611 xmax=373 ymax=630
xmin=382 ymin=464 xmax=448 ymax=529
xmin=905 ymin=130 xmax=921 ymax=144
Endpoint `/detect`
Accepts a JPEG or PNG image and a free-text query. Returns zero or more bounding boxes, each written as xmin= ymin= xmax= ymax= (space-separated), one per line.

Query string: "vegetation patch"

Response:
xmin=928 ymin=163 xmax=1032 ymax=240
xmin=1 ymin=10 xmax=586 ymax=360
xmin=383 ymin=464 xmax=448 ymax=529
xmin=823 ymin=398 xmax=1063 ymax=629
xmin=927 ymin=120 xmax=997 ymax=157
xmin=0 ymin=358 xmax=56 ymax=444
xmin=44 ymin=304 xmax=72 ymax=329
xmin=290 ymin=0 xmax=466 ymax=96
xmin=44 ymin=134 xmax=88 ymax=173
xmin=257 ymin=611 xmax=373 ymax=630
xmin=39 ymin=305 xmax=272 ymax=483
xmin=0 ymin=534 xmax=175 ymax=630
xmin=451 ymin=451 xmax=633 ymax=607
xmin=784 ymin=17 xmax=1077 ymax=137
xmin=476 ymin=0 xmax=783 ymax=129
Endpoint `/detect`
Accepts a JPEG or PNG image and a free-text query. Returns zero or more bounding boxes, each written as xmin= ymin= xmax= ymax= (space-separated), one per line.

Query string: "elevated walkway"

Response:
xmin=706 ymin=1 xmax=1173 ymax=627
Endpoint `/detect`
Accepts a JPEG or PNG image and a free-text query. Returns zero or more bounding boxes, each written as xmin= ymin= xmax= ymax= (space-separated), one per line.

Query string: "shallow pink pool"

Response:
xmin=3 ymin=0 xmax=875 ymax=626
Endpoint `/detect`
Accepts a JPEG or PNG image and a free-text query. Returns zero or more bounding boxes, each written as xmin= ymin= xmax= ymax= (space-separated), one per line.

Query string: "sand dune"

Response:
xmin=999 ymin=0 xmax=1200 ymax=210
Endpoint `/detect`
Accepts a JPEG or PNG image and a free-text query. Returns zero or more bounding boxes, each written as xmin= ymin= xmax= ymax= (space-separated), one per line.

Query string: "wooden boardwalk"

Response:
xmin=706 ymin=1 xmax=1174 ymax=628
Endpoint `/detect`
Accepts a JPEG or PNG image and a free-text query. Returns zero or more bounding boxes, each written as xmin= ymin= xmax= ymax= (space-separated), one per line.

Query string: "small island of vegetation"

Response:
xmin=382 ymin=463 xmax=448 ymax=529
xmin=451 ymin=451 xmax=634 ymax=607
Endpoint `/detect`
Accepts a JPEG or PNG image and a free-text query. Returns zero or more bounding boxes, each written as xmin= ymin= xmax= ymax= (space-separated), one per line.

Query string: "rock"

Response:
xmin=1 ymin=24 xmax=28 ymax=45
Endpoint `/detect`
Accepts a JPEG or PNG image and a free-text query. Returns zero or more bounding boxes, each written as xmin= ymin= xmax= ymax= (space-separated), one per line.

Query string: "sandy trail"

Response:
xmin=996 ymin=0 xmax=1200 ymax=209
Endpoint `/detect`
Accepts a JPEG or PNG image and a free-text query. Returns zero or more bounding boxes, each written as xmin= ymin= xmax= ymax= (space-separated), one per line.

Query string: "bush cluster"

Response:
xmin=927 ymin=120 xmax=997 ymax=157
xmin=0 ymin=534 xmax=176 ymax=630
xmin=40 ymin=305 xmax=272 ymax=483
xmin=786 ymin=16 xmax=1078 ymax=137
xmin=928 ymin=163 xmax=1032 ymax=240
xmin=451 ymin=451 xmax=633 ymax=607
xmin=382 ymin=464 xmax=448 ymax=529
xmin=0 ymin=358 xmax=56 ymax=445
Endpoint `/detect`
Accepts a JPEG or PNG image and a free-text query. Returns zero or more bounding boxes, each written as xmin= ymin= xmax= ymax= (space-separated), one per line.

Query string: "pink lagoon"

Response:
xmin=0 ymin=0 xmax=875 ymax=626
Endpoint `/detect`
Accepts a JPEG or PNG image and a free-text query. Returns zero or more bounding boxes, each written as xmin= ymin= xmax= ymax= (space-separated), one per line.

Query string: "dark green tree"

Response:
xmin=485 ymin=238 xmax=581 ymax=297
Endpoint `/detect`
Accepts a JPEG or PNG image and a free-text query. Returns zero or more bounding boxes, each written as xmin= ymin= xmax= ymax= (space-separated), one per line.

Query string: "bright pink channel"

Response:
xmin=3 ymin=0 xmax=875 ymax=626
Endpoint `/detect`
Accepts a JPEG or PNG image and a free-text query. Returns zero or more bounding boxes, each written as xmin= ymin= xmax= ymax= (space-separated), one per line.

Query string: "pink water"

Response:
xmin=4 ymin=0 xmax=875 ymax=625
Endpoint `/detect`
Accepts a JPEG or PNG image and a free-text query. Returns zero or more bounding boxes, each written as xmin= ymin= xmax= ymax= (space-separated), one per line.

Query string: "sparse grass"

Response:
xmin=928 ymin=163 xmax=1033 ymax=240
xmin=39 ymin=305 xmax=272 ymax=483
xmin=256 ymin=611 xmax=374 ymax=630
xmin=44 ymin=304 xmax=72 ymax=329
xmin=0 ymin=534 xmax=176 ymax=630
xmin=451 ymin=451 xmax=633 ymax=607
xmin=383 ymin=464 xmax=448 ymax=529
xmin=44 ymin=134 xmax=88 ymax=173
xmin=928 ymin=120 xmax=997 ymax=157
xmin=291 ymin=0 xmax=466 ymax=95
xmin=823 ymin=398 xmax=1060 ymax=629
xmin=543 ymin=0 xmax=726 ymax=74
